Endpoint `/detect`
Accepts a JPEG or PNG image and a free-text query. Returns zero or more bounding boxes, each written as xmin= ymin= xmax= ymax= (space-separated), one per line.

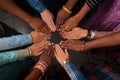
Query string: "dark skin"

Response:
xmin=24 ymin=45 xmax=54 ymax=80
xmin=60 ymin=39 xmax=83 ymax=52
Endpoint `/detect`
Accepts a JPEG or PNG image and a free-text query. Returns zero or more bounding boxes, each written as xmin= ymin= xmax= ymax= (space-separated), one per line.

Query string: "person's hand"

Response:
xmin=29 ymin=40 xmax=51 ymax=56
xmin=56 ymin=8 xmax=70 ymax=28
xmin=59 ymin=16 xmax=80 ymax=33
xmin=61 ymin=27 xmax=88 ymax=39
xmin=28 ymin=16 xmax=51 ymax=34
xmin=60 ymin=39 xmax=83 ymax=51
xmin=41 ymin=9 xmax=56 ymax=32
xmin=30 ymin=31 xmax=51 ymax=43
xmin=55 ymin=44 xmax=69 ymax=66
xmin=34 ymin=45 xmax=54 ymax=73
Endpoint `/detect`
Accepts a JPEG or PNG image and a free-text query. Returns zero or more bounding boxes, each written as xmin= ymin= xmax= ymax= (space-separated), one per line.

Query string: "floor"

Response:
xmin=0 ymin=8 xmax=120 ymax=73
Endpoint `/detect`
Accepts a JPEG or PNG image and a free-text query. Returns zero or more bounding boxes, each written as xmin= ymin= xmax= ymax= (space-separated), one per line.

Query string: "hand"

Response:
xmin=56 ymin=8 xmax=70 ymax=28
xmin=28 ymin=16 xmax=51 ymax=34
xmin=62 ymin=27 xmax=88 ymax=39
xmin=55 ymin=44 xmax=69 ymax=66
xmin=41 ymin=9 xmax=56 ymax=32
xmin=60 ymin=39 xmax=83 ymax=51
xmin=30 ymin=31 xmax=51 ymax=43
xmin=59 ymin=16 xmax=80 ymax=33
xmin=38 ymin=45 xmax=54 ymax=68
xmin=29 ymin=40 xmax=50 ymax=56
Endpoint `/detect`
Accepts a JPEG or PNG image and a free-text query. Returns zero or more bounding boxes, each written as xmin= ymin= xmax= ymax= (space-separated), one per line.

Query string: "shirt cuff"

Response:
xmin=16 ymin=48 xmax=30 ymax=59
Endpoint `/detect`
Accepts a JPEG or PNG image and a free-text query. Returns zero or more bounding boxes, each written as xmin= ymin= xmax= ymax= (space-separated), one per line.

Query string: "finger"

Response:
xmin=43 ymin=25 xmax=51 ymax=34
xmin=65 ymin=49 xmax=69 ymax=57
xmin=49 ymin=20 xmax=56 ymax=32
xmin=56 ymin=17 xmax=61 ymax=28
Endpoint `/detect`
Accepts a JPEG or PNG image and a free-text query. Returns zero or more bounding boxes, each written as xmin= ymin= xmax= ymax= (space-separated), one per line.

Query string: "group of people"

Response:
xmin=0 ymin=0 xmax=120 ymax=80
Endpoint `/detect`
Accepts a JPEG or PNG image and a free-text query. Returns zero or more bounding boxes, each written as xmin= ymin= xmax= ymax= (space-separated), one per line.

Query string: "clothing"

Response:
xmin=64 ymin=62 xmax=86 ymax=80
xmin=0 ymin=58 xmax=35 ymax=80
xmin=26 ymin=0 xmax=45 ymax=13
xmin=0 ymin=22 xmax=35 ymax=80
xmin=83 ymin=0 xmax=120 ymax=39
xmin=81 ymin=64 xmax=120 ymax=80
xmin=82 ymin=0 xmax=120 ymax=58
xmin=0 ymin=48 xmax=30 ymax=65
xmin=86 ymin=0 xmax=103 ymax=9
xmin=0 ymin=34 xmax=32 ymax=51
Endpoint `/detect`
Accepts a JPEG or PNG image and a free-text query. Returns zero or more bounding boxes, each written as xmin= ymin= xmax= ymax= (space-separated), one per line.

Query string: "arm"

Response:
xmin=0 ymin=34 xmax=32 ymax=51
xmin=93 ymin=25 xmax=120 ymax=39
xmin=0 ymin=48 xmax=30 ymax=65
xmin=24 ymin=68 xmax=42 ymax=80
xmin=56 ymin=0 xmax=78 ymax=27
xmin=64 ymin=62 xmax=86 ymax=80
xmin=0 ymin=0 xmax=33 ymax=24
xmin=55 ymin=44 xmax=86 ymax=80
xmin=85 ymin=31 xmax=120 ymax=50
xmin=26 ymin=0 xmax=56 ymax=32
xmin=25 ymin=45 xmax=54 ymax=80
xmin=26 ymin=0 xmax=45 ymax=13
xmin=60 ymin=0 xmax=102 ymax=32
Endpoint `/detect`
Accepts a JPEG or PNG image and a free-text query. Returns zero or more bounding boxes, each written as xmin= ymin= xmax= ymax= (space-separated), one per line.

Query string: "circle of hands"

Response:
xmin=28 ymin=9 xmax=88 ymax=71
xmin=30 ymin=24 xmax=87 ymax=72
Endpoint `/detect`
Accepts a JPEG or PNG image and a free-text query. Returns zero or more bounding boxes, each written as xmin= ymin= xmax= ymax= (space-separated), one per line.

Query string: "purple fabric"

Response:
xmin=82 ymin=0 xmax=120 ymax=58
xmin=83 ymin=0 xmax=120 ymax=31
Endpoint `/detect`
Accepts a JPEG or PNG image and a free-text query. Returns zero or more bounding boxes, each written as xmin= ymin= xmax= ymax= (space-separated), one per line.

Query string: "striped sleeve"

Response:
xmin=86 ymin=0 xmax=102 ymax=9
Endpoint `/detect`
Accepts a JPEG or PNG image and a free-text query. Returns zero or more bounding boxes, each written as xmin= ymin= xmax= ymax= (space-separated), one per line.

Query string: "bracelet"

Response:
xmin=62 ymin=5 xmax=72 ymax=14
xmin=62 ymin=59 xmax=70 ymax=66
xmin=28 ymin=47 xmax=31 ymax=56
xmin=35 ymin=61 xmax=48 ymax=73
xmin=81 ymin=41 xmax=85 ymax=51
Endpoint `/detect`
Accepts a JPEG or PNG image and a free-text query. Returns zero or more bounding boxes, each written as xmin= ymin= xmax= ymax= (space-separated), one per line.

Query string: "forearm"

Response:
xmin=24 ymin=68 xmax=42 ymax=80
xmin=74 ymin=3 xmax=90 ymax=23
xmin=0 ymin=34 xmax=32 ymax=51
xmin=0 ymin=0 xmax=33 ymax=23
xmin=85 ymin=31 xmax=120 ymax=50
xmin=64 ymin=62 xmax=86 ymax=80
xmin=0 ymin=48 xmax=29 ymax=65
xmin=26 ymin=0 xmax=45 ymax=13
xmin=65 ymin=0 xmax=78 ymax=10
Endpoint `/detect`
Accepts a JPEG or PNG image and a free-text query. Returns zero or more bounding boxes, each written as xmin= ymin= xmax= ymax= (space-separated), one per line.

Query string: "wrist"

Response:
xmin=62 ymin=5 xmax=72 ymax=14
xmin=34 ymin=61 xmax=48 ymax=73
xmin=61 ymin=59 xmax=70 ymax=66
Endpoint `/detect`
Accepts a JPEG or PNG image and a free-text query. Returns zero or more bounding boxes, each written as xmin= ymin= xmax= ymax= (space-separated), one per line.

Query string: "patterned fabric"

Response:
xmin=81 ymin=64 xmax=120 ymax=80
xmin=0 ymin=48 xmax=29 ymax=65
xmin=0 ymin=34 xmax=32 ymax=51
xmin=64 ymin=62 xmax=86 ymax=80
xmin=27 ymin=0 xmax=45 ymax=13
xmin=86 ymin=0 xmax=103 ymax=9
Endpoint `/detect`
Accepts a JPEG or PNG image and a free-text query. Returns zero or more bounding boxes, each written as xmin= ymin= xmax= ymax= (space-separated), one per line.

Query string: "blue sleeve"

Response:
xmin=64 ymin=62 xmax=86 ymax=80
xmin=27 ymin=0 xmax=46 ymax=13
xmin=0 ymin=34 xmax=32 ymax=51
xmin=0 ymin=51 xmax=19 ymax=65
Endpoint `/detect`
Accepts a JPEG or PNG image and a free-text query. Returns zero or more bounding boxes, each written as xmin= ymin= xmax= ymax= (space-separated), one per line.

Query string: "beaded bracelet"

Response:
xmin=35 ymin=61 xmax=48 ymax=73
xmin=81 ymin=41 xmax=85 ymax=51
xmin=62 ymin=5 xmax=72 ymax=14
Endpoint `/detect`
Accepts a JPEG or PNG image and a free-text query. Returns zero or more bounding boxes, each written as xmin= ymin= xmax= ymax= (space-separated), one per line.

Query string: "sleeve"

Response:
xmin=64 ymin=62 xmax=86 ymax=80
xmin=26 ymin=0 xmax=46 ymax=13
xmin=0 ymin=34 xmax=32 ymax=51
xmin=0 ymin=48 xmax=29 ymax=65
xmin=94 ymin=25 xmax=120 ymax=39
xmin=86 ymin=0 xmax=102 ymax=9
